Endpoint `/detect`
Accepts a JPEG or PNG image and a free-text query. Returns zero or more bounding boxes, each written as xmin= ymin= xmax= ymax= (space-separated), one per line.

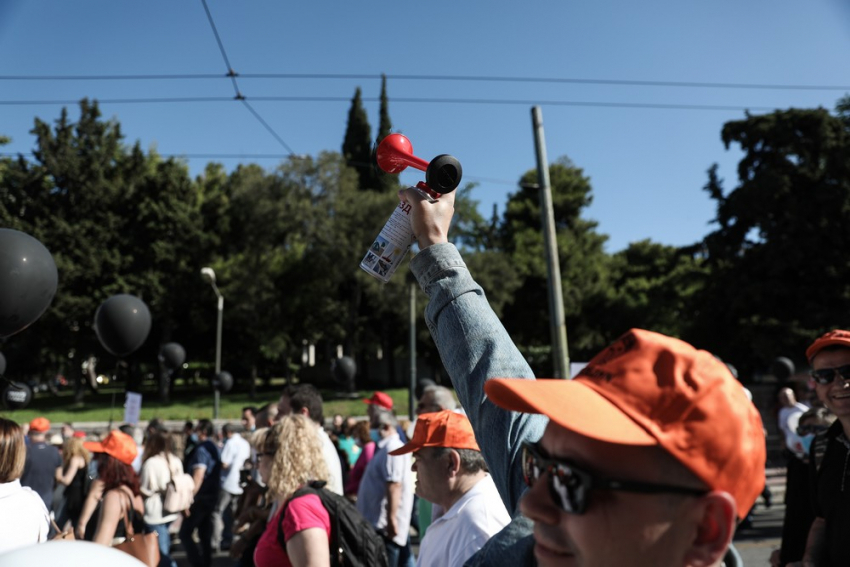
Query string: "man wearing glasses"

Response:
xmin=401 ymin=186 xmax=765 ymax=567
xmin=792 ymin=330 xmax=850 ymax=567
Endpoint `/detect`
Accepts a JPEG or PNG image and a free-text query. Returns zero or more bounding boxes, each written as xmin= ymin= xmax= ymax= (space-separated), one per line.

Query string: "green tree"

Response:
xmin=498 ymin=157 xmax=613 ymax=372
xmin=691 ymin=106 xmax=850 ymax=373
xmin=374 ymin=75 xmax=397 ymax=193
xmin=341 ymin=87 xmax=375 ymax=191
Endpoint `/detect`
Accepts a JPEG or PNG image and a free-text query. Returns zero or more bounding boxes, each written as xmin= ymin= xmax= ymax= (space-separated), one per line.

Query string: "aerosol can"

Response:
xmin=360 ymin=133 xmax=462 ymax=282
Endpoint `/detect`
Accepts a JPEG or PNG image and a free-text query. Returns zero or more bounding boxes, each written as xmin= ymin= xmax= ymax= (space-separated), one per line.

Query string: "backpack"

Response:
xmin=277 ymin=480 xmax=389 ymax=567
xmin=162 ymin=455 xmax=195 ymax=514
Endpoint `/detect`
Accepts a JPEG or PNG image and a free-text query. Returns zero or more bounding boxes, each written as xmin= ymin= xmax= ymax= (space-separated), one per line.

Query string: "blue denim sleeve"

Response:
xmin=410 ymin=243 xmax=547 ymax=515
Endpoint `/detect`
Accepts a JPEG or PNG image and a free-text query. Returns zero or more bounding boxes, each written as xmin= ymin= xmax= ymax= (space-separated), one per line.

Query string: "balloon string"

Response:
xmin=107 ymin=362 xmax=119 ymax=429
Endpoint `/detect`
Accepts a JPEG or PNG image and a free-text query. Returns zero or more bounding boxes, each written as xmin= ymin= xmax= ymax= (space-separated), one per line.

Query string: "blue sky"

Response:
xmin=1 ymin=1 xmax=848 ymax=252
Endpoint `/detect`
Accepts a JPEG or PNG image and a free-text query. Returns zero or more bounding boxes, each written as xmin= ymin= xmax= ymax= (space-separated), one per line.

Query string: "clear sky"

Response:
xmin=1 ymin=1 xmax=848 ymax=252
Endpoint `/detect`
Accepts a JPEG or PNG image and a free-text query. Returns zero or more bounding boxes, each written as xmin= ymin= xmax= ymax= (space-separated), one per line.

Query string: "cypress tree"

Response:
xmin=374 ymin=74 xmax=398 ymax=193
xmin=341 ymin=87 xmax=374 ymax=190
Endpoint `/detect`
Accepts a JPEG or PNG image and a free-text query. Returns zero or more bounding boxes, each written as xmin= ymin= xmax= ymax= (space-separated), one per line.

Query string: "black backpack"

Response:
xmin=277 ymin=481 xmax=389 ymax=567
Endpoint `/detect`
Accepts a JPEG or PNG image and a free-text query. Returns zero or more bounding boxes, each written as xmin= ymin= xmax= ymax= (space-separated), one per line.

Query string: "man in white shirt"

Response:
xmin=212 ymin=423 xmax=251 ymax=552
xmin=357 ymin=407 xmax=415 ymax=567
xmin=390 ymin=410 xmax=510 ymax=567
xmin=277 ymin=384 xmax=344 ymax=494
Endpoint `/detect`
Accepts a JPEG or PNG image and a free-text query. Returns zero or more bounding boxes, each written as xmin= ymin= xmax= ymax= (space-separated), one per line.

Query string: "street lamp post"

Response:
xmin=201 ymin=267 xmax=223 ymax=419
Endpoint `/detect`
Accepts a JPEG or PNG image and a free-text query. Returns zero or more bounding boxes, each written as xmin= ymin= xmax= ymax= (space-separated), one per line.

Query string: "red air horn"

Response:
xmin=376 ymin=133 xmax=463 ymax=195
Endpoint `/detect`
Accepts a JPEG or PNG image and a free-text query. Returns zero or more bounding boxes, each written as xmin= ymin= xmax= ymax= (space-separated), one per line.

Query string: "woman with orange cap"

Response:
xmin=83 ymin=430 xmax=146 ymax=546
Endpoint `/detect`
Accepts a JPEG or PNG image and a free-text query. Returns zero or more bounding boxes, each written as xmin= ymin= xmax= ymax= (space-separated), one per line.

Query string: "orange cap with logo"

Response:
xmin=84 ymin=430 xmax=138 ymax=466
xmin=389 ymin=410 xmax=480 ymax=456
xmin=484 ymin=328 xmax=765 ymax=521
xmin=806 ymin=329 xmax=850 ymax=362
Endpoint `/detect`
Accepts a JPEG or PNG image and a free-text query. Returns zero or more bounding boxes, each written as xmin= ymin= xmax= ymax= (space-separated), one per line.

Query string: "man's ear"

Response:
xmin=447 ymin=449 xmax=462 ymax=477
xmin=684 ymin=491 xmax=737 ymax=567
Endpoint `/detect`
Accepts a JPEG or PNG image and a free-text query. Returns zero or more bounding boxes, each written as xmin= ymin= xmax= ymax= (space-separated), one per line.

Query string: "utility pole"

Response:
xmin=408 ymin=274 xmax=417 ymax=420
xmin=531 ymin=106 xmax=570 ymax=378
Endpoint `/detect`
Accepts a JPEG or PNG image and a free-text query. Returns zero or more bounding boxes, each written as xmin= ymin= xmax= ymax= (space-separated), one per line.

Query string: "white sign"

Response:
xmin=124 ymin=391 xmax=142 ymax=424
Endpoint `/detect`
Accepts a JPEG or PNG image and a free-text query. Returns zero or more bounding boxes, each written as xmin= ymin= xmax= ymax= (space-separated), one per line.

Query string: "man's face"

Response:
xmin=242 ymin=410 xmax=256 ymax=430
xmin=61 ymin=424 xmax=74 ymax=438
xmin=411 ymin=447 xmax=450 ymax=506
xmin=812 ymin=349 xmax=850 ymax=419
xmin=519 ymin=423 xmax=702 ymax=567
xmin=277 ymin=395 xmax=292 ymax=419
xmin=416 ymin=392 xmax=441 ymax=416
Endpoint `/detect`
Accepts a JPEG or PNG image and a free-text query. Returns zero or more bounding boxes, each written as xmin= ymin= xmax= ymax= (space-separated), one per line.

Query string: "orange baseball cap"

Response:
xmin=84 ymin=430 xmax=138 ymax=466
xmin=806 ymin=330 xmax=850 ymax=362
xmin=29 ymin=417 xmax=51 ymax=433
xmin=363 ymin=391 xmax=394 ymax=410
xmin=390 ymin=410 xmax=480 ymax=455
xmin=485 ymin=328 xmax=765 ymax=521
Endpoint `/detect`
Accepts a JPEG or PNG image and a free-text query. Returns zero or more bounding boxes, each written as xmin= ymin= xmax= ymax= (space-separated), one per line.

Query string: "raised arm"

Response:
xmin=403 ymin=188 xmax=547 ymax=514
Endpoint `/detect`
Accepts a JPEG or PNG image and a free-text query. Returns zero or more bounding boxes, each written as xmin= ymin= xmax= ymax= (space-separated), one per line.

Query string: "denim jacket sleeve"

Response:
xmin=410 ymin=243 xmax=547 ymax=516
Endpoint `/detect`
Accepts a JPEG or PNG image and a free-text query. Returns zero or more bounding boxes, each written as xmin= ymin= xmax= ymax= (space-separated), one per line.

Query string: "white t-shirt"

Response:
xmin=220 ymin=433 xmax=252 ymax=495
xmin=0 ymin=479 xmax=50 ymax=554
xmin=318 ymin=426 xmax=344 ymax=495
xmin=778 ymin=402 xmax=809 ymax=456
xmin=416 ymin=474 xmax=511 ymax=567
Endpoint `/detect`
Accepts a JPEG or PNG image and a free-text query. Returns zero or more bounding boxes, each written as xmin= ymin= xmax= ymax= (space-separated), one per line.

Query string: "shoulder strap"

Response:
xmin=277 ymin=484 xmax=322 ymax=549
xmin=118 ymin=486 xmax=136 ymax=538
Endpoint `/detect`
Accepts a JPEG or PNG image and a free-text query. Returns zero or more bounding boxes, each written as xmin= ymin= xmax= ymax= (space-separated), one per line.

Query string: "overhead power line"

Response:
xmin=197 ymin=0 xmax=294 ymax=156
xmin=0 ymin=72 xmax=847 ymax=92
xmin=0 ymin=95 xmax=778 ymax=113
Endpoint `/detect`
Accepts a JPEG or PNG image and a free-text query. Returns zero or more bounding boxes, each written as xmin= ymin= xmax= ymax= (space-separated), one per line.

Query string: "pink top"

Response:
xmin=253 ymin=493 xmax=331 ymax=567
xmin=344 ymin=441 xmax=376 ymax=495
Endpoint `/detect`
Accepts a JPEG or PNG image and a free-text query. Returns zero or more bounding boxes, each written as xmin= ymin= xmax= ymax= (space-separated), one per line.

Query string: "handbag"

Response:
xmin=163 ymin=454 xmax=195 ymax=514
xmin=113 ymin=491 xmax=161 ymax=567
xmin=50 ymin=518 xmax=75 ymax=541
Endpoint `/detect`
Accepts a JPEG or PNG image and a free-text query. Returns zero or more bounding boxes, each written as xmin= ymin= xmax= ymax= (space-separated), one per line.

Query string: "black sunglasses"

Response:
xmin=810 ymin=364 xmax=850 ymax=385
xmin=521 ymin=441 xmax=708 ymax=514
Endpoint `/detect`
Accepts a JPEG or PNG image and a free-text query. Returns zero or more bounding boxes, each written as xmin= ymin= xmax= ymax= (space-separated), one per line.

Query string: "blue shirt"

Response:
xmin=185 ymin=439 xmax=221 ymax=503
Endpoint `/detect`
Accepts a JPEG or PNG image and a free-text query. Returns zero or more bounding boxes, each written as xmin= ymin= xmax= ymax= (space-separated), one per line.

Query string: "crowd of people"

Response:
xmin=2 ymin=187 xmax=850 ymax=567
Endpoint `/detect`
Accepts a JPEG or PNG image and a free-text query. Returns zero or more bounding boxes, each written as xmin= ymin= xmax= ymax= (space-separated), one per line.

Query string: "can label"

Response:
xmin=360 ymin=185 xmax=436 ymax=283
xmin=360 ymin=201 xmax=415 ymax=282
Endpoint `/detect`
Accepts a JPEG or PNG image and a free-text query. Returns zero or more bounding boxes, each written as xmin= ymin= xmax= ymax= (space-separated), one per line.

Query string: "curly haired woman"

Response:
xmin=253 ymin=414 xmax=330 ymax=567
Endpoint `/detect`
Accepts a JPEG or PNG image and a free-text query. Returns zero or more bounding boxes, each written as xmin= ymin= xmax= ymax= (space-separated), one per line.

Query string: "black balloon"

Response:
xmin=213 ymin=371 xmax=233 ymax=393
xmin=159 ymin=342 xmax=186 ymax=371
xmin=332 ymin=356 xmax=357 ymax=384
xmin=3 ymin=381 xmax=32 ymax=410
xmin=94 ymin=294 xmax=152 ymax=357
xmin=0 ymin=352 xmax=5 ymax=376
xmin=771 ymin=356 xmax=796 ymax=381
xmin=0 ymin=229 xmax=58 ymax=339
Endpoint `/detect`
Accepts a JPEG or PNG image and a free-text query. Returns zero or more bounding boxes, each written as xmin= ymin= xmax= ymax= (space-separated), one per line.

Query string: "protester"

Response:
xmin=61 ymin=422 xmax=76 ymax=441
xmin=20 ymin=416 xmax=63 ymax=511
xmin=139 ymin=430 xmax=183 ymax=567
xmin=344 ymin=420 xmax=375 ymax=499
xmin=180 ymin=418 xmax=221 ymax=567
xmin=416 ymin=385 xmax=458 ymax=415
xmin=183 ymin=420 xmax=198 ymax=462
xmin=82 ymin=430 xmax=145 ymax=546
xmin=277 ymin=384 xmax=343 ymax=495
xmin=212 ymin=423 xmax=252 ymax=552
xmin=792 ymin=330 xmax=850 ymax=566
xmin=230 ymin=428 xmax=271 ymax=567
xmin=356 ymin=407 xmax=415 ymax=567
xmin=772 ymin=407 xmax=835 ymax=567
xmin=0 ymin=417 xmax=50 ymax=554
xmin=366 ymin=391 xmax=408 ymax=442
xmin=55 ymin=434 xmax=91 ymax=530
xmin=119 ymin=424 xmax=144 ymax=473
xmin=253 ymin=415 xmax=331 ymax=567
xmin=401 ymin=186 xmax=766 ymax=567
xmin=255 ymin=403 xmax=279 ymax=429
xmin=391 ymin=410 xmax=510 ymax=567
xmin=242 ymin=406 xmax=259 ymax=433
